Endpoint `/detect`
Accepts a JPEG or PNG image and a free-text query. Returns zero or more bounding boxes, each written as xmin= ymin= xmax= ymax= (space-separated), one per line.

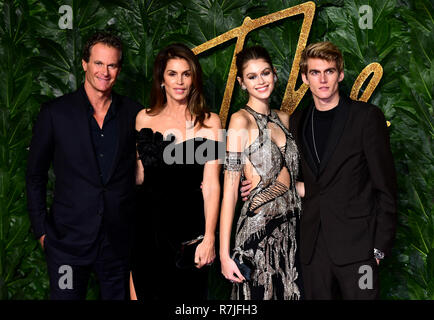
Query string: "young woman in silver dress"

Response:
xmin=219 ymin=46 xmax=304 ymax=300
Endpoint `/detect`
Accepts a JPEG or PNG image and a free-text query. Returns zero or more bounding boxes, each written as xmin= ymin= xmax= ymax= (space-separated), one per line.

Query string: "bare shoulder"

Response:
xmin=135 ymin=108 xmax=153 ymax=130
xmin=199 ymin=112 xmax=223 ymax=141
xmin=204 ymin=112 xmax=223 ymax=130
xmin=228 ymin=109 xmax=251 ymax=130
xmin=274 ymin=109 xmax=290 ymax=129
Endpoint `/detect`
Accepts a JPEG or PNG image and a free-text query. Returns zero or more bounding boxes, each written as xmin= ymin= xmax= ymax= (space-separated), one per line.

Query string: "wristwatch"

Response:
xmin=374 ymin=248 xmax=385 ymax=260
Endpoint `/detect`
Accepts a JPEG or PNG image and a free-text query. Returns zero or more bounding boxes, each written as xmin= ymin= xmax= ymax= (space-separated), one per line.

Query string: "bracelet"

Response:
xmin=224 ymin=151 xmax=244 ymax=172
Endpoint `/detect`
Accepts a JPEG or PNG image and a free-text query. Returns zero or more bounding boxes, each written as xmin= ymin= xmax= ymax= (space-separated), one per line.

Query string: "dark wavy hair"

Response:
xmin=148 ymin=43 xmax=210 ymax=128
xmin=236 ymin=45 xmax=276 ymax=79
xmin=82 ymin=31 xmax=123 ymax=66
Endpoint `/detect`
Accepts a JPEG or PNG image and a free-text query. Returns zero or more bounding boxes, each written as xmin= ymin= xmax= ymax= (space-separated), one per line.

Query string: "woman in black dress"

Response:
xmin=130 ymin=43 xmax=222 ymax=300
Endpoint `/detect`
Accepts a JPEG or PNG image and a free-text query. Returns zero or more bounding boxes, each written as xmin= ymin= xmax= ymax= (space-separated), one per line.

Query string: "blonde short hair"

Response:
xmin=299 ymin=42 xmax=344 ymax=75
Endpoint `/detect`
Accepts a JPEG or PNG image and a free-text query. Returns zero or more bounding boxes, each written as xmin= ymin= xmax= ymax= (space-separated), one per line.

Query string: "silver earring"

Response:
xmin=160 ymin=83 xmax=165 ymax=88
xmin=241 ymin=85 xmax=246 ymax=90
xmin=274 ymin=75 xmax=277 ymax=82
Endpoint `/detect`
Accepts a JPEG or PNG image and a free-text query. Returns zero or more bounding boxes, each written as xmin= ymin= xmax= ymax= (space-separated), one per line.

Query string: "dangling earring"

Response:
xmin=274 ymin=75 xmax=277 ymax=82
xmin=241 ymin=85 xmax=246 ymax=90
xmin=161 ymin=83 xmax=165 ymax=89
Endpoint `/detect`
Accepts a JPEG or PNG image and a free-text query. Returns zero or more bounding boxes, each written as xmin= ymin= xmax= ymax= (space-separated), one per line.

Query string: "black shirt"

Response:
xmin=81 ymin=87 xmax=119 ymax=185
xmin=305 ymin=104 xmax=337 ymax=167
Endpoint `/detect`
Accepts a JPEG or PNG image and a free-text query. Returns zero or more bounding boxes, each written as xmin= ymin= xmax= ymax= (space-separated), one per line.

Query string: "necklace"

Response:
xmin=311 ymin=107 xmax=321 ymax=164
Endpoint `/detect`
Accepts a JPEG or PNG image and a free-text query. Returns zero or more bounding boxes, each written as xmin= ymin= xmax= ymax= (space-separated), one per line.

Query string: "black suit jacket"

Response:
xmin=290 ymin=95 xmax=397 ymax=265
xmin=26 ymin=86 xmax=142 ymax=264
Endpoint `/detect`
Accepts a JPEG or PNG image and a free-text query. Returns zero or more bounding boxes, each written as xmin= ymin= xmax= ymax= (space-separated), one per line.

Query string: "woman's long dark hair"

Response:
xmin=148 ymin=43 xmax=209 ymax=128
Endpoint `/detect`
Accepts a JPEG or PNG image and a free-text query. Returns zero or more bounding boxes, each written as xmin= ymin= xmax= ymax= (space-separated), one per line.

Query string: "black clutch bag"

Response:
xmin=233 ymin=255 xmax=253 ymax=281
xmin=175 ymin=235 xmax=204 ymax=269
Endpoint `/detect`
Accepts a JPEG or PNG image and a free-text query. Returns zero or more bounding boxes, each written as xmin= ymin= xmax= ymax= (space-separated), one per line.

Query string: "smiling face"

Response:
xmin=238 ymin=58 xmax=275 ymax=103
xmin=162 ymin=58 xmax=192 ymax=105
xmin=301 ymin=58 xmax=344 ymax=108
xmin=82 ymin=43 xmax=121 ymax=95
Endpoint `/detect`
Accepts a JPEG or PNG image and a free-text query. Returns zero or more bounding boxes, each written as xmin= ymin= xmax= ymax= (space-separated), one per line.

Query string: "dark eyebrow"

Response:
xmin=167 ymin=69 xmax=191 ymax=73
xmin=246 ymin=67 xmax=271 ymax=76
xmin=309 ymin=68 xmax=336 ymax=73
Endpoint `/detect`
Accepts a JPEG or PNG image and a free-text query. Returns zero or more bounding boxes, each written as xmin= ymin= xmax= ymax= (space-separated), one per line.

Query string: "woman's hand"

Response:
xmin=295 ymin=181 xmax=305 ymax=198
xmin=240 ymin=179 xmax=252 ymax=201
xmin=194 ymin=236 xmax=216 ymax=268
xmin=39 ymin=234 xmax=46 ymax=250
xmin=220 ymin=256 xmax=245 ymax=283
xmin=129 ymin=272 xmax=138 ymax=300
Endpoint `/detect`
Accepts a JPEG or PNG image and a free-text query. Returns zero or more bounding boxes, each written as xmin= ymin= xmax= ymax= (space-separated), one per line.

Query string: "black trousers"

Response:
xmin=45 ymin=226 xmax=129 ymax=300
xmin=301 ymin=226 xmax=379 ymax=300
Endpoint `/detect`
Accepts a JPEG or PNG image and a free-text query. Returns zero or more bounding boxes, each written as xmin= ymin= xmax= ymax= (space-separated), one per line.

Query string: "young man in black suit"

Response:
xmin=241 ymin=41 xmax=397 ymax=299
xmin=26 ymin=32 xmax=142 ymax=299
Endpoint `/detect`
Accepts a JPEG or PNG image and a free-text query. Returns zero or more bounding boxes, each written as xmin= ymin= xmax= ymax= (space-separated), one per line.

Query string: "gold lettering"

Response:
xmin=193 ymin=1 xmax=315 ymax=125
xmin=193 ymin=1 xmax=384 ymax=126
xmin=350 ymin=62 xmax=383 ymax=103
xmin=350 ymin=62 xmax=389 ymax=126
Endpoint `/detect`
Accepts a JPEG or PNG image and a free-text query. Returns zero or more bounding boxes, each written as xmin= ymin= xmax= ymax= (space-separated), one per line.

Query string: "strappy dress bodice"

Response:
xmin=224 ymin=106 xmax=302 ymax=300
xmin=241 ymin=105 xmax=300 ymax=215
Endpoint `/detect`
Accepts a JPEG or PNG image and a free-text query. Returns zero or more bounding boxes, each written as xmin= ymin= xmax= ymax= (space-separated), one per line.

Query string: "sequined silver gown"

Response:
xmin=225 ymin=106 xmax=302 ymax=300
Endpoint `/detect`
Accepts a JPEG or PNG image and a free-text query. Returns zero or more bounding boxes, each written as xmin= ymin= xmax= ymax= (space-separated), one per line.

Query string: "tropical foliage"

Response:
xmin=0 ymin=0 xmax=432 ymax=299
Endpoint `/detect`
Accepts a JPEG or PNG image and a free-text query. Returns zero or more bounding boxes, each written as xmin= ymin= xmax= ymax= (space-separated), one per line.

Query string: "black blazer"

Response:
xmin=290 ymin=95 xmax=397 ymax=266
xmin=26 ymin=86 xmax=142 ymax=263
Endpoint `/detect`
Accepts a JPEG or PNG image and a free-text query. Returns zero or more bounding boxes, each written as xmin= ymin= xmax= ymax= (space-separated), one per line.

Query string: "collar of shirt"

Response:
xmin=79 ymin=85 xmax=118 ymax=121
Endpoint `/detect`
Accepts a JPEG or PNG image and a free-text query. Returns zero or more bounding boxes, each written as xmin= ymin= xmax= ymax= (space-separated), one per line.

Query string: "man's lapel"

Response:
xmin=301 ymin=105 xmax=319 ymax=177
xmin=319 ymin=95 xmax=350 ymax=174
xmin=74 ymin=87 xmax=102 ymax=184
xmin=105 ymin=92 xmax=125 ymax=183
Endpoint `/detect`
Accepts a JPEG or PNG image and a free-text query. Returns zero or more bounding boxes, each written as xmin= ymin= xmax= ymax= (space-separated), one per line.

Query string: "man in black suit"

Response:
xmin=241 ymin=42 xmax=397 ymax=299
xmin=26 ymin=32 xmax=142 ymax=299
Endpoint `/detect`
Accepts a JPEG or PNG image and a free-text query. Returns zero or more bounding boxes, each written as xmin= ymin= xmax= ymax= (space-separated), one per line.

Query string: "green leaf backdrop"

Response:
xmin=0 ymin=0 xmax=432 ymax=299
